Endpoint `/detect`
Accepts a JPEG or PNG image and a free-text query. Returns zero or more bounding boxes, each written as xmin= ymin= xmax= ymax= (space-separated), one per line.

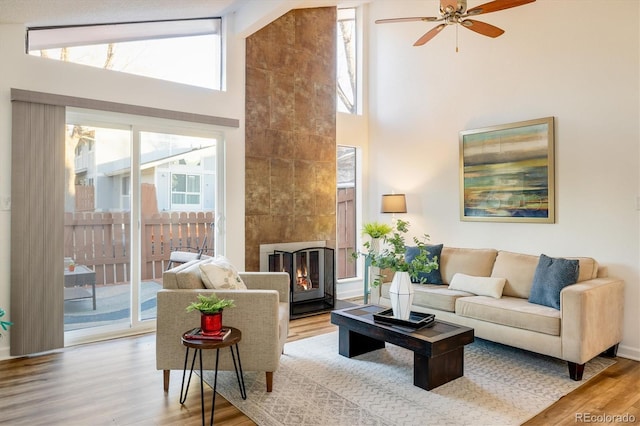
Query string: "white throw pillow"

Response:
xmin=449 ymin=273 xmax=506 ymax=299
xmin=199 ymin=256 xmax=247 ymax=290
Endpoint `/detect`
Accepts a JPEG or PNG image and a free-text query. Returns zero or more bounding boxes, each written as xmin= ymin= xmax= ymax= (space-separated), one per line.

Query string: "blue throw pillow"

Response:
xmin=528 ymin=254 xmax=579 ymax=310
xmin=405 ymin=244 xmax=443 ymax=284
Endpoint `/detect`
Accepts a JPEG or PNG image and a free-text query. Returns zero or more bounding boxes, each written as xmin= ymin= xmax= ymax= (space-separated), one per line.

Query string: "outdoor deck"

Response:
xmin=63 ymin=281 xmax=162 ymax=331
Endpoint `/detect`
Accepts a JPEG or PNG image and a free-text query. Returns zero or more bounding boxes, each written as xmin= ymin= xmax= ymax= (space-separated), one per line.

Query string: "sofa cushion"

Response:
xmin=439 ymin=247 xmax=498 ymax=284
xmin=528 ymin=254 xmax=579 ymax=309
xmin=199 ymin=256 xmax=247 ymax=290
xmin=569 ymin=257 xmax=599 ymax=282
xmin=405 ymin=244 xmax=444 ymax=284
xmin=411 ymin=284 xmax=474 ymax=312
xmin=456 ymin=295 xmax=561 ymax=336
xmin=491 ymin=251 xmax=540 ymax=298
xmin=449 ymin=273 xmax=506 ymax=299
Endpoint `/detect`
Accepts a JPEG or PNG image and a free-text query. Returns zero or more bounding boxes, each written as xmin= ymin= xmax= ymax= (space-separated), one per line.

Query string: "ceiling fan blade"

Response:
xmin=413 ymin=24 xmax=447 ymax=46
xmin=467 ymin=0 xmax=535 ymax=16
xmin=461 ymin=19 xmax=505 ymax=37
xmin=375 ymin=17 xmax=440 ymax=24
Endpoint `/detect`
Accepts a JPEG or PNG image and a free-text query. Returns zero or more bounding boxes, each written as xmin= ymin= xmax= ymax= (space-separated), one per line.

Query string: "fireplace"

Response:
xmin=266 ymin=246 xmax=335 ymax=318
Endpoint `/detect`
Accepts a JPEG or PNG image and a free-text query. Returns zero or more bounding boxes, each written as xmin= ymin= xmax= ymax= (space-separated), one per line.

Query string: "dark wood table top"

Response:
xmin=331 ymin=304 xmax=474 ymax=356
xmin=181 ymin=326 xmax=241 ymax=350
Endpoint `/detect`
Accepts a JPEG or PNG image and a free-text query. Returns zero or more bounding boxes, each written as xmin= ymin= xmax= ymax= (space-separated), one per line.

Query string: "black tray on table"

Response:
xmin=373 ymin=308 xmax=435 ymax=329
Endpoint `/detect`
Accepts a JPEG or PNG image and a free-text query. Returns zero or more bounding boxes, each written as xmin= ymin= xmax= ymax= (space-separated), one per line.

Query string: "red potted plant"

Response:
xmin=186 ymin=294 xmax=235 ymax=335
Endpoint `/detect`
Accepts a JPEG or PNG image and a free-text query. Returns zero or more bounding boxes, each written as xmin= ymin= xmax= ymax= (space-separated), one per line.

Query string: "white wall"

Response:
xmin=367 ymin=0 xmax=639 ymax=359
xmin=0 ymin=20 xmax=247 ymax=357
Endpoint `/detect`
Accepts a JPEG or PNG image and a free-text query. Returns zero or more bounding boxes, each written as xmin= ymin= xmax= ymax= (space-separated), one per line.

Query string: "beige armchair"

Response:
xmin=156 ymin=259 xmax=289 ymax=392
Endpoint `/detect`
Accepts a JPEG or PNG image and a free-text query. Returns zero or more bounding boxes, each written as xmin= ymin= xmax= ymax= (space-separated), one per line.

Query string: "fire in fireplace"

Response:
xmin=268 ymin=246 xmax=335 ymax=316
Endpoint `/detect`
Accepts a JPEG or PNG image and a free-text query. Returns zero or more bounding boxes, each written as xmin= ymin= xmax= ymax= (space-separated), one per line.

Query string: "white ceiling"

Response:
xmin=0 ymin=0 xmax=248 ymax=27
xmin=0 ymin=0 xmax=360 ymax=39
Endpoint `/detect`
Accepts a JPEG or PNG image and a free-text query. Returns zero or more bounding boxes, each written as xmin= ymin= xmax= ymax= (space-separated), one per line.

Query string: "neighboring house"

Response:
xmin=71 ymin=126 xmax=216 ymax=213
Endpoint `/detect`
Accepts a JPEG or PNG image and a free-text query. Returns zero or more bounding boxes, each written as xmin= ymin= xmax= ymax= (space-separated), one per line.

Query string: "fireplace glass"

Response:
xmin=268 ymin=247 xmax=335 ymax=317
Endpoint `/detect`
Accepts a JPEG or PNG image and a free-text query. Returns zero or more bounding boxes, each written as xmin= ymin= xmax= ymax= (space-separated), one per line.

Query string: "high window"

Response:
xmin=337 ymin=8 xmax=358 ymax=114
xmin=27 ymin=18 xmax=223 ymax=90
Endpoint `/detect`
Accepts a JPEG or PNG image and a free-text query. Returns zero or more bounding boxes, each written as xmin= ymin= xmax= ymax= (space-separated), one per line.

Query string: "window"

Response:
xmin=122 ymin=176 xmax=130 ymax=196
xmin=172 ymin=173 xmax=201 ymax=206
xmin=27 ymin=18 xmax=223 ymax=90
xmin=64 ymin=108 xmax=222 ymax=336
xmin=337 ymin=146 xmax=357 ymax=279
xmin=9 ymin=89 xmax=235 ymax=355
xmin=337 ymin=8 xmax=358 ymax=114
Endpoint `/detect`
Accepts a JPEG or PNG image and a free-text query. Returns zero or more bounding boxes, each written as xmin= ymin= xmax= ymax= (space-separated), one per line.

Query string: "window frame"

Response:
xmin=27 ymin=18 xmax=223 ymax=90
xmin=171 ymin=172 xmax=203 ymax=209
xmin=337 ymin=7 xmax=362 ymax=115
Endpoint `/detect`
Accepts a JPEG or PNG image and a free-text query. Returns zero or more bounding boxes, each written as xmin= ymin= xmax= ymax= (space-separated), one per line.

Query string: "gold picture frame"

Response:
xmin=459 ymin=117 xmax=555 ymax=223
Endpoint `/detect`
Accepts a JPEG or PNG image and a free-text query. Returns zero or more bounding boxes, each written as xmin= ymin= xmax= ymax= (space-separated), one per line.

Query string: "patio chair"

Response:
xmin=166 ymin=223 xmax=214 ymax=269
xmin=166 ymin=250 xmax=202 ymax=270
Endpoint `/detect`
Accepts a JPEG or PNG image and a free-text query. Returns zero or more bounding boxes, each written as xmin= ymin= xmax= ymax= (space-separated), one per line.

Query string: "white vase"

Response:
xmin=389 ymin=271 xmax=414 ymax=320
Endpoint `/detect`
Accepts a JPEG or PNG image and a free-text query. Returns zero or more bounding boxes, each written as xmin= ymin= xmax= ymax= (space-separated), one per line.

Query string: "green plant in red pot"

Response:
xmin=186 ymin=294 xmax=235 ymax=335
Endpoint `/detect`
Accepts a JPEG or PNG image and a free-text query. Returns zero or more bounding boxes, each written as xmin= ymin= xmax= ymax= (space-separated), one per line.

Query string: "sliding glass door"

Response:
xmin=63 ymin=123 xmax=132 ymax=332
xmin=64 ymin=109 xmax=221 ymax=338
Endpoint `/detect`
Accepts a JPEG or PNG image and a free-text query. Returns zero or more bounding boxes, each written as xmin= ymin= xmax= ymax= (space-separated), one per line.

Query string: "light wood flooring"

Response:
xmin=0 ymin=312 xmax=637 ymax=425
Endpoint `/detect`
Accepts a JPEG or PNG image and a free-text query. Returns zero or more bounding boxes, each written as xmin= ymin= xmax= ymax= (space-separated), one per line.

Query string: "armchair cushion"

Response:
xmin=175 ymin=262 xmax=207 ymax=289
xmin=200 ymin=256 xmax=247 ymax=290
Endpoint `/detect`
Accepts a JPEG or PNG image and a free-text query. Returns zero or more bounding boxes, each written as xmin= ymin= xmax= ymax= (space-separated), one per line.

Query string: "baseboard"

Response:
xmin=0 ymin=346 xmax=9 ymax=361
xmin=617 ymin=343 xmax=640 ymax=361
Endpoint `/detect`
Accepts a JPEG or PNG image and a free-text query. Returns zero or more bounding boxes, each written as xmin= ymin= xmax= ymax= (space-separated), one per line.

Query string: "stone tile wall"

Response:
xmin=245 ymin=7 xmax=337 ymax=271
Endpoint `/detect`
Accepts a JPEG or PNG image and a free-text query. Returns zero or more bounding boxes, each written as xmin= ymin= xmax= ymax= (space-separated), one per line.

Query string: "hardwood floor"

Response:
xmin=0 ymin=312 xmax=637 ymax=425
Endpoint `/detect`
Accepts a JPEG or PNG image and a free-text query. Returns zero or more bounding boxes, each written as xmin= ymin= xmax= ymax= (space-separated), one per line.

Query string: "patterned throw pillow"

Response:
xmin=199 ymin=256 xmax=247 ymax=290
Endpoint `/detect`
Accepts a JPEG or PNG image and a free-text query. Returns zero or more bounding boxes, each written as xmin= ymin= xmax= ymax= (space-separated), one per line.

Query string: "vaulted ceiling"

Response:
xmin=0 ymin=0 xmax=359 ymax=38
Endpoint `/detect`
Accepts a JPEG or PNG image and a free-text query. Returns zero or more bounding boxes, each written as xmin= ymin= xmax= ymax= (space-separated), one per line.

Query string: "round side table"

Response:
xmin=180 ymin=326 xmax=247 ymax=426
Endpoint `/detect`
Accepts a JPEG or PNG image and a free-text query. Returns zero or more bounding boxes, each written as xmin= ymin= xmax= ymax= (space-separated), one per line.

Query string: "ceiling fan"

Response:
xmin=375 ymin=0 xmax=536 ymax=47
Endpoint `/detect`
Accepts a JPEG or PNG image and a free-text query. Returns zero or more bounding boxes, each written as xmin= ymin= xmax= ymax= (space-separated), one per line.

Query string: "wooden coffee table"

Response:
xmin=331 ymin=304 xmax=474 ymax=390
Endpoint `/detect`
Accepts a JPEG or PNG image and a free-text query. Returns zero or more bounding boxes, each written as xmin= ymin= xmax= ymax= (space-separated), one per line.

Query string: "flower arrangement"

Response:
xmin=361 ymin=221 xmax=393 ymax=239
xmin=354 ymin=219 xmax=439 ymax=287
xmin=186 ymin=294 xmax=235 ymax=314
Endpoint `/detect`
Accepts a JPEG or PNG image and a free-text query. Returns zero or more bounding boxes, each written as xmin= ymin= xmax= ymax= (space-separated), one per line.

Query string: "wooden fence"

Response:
xmin=337 ymin=187 xmax=356 ymax=279
xmin=64 ymin=211 xmax=214 ymax=285
xmin=64 ymin=188 xmax=355 ymax=285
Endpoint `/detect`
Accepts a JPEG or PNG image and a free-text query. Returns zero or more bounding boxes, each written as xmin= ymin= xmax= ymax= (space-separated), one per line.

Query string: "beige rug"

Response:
xmin=204 ymin=332 xmax=614 ymax=426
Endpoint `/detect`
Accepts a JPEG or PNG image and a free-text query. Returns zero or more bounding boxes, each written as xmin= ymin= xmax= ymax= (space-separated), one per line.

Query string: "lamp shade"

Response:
xmin=381 ymin=194 xmax=407 ymax=214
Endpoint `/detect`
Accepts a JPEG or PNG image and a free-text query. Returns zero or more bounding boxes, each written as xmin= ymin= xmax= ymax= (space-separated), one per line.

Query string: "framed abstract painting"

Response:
xmin=459 ymin=117 xmax=555 ymax=223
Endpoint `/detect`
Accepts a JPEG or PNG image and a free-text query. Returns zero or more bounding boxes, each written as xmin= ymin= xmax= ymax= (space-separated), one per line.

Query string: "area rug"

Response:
xmin=203 ymin=332 xmax=614 ymax=426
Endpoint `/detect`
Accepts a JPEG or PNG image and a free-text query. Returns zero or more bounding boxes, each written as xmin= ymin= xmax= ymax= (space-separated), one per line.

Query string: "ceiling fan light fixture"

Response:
xmin=375 ymin=0 xmax=535 ymax=48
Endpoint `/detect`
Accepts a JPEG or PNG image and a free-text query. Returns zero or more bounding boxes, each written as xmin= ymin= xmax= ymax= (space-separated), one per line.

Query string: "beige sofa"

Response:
xmin=156 ymin=259 xmax=290 ymax=392
xmin=370 ymin=247 xmax=624 ymax=380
